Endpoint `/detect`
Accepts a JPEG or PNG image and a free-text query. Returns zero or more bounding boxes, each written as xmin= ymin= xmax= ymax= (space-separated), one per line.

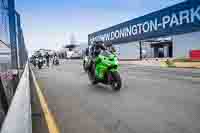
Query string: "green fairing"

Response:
xmin=95 ymin=51 xmax=119 ymax=80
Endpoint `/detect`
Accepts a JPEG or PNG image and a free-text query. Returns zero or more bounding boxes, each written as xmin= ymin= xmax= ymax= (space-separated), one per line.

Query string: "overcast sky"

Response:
xmin=16 ymin=0 xmax=185 ymax=54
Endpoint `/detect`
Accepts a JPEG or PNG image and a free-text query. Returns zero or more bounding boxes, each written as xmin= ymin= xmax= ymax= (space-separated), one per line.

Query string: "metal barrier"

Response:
xmin=0 ymin=63 xmax=32 ymax=133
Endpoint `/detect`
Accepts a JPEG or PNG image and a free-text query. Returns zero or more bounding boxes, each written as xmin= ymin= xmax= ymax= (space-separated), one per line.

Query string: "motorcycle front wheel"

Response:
xmin=109 ymin=71 xmax=122 ymax=91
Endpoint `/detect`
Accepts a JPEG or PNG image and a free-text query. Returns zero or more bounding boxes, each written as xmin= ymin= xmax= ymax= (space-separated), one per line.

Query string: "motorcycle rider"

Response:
xmin=89 ymin=39 xmax=106 ymax=79
xmin=45 ymin=52 xmax=50 ymax=67
xmin=38 ymin=53 xmax=43 ymax=60
xmin=32 ymin=55 xmax=37 ymax=67
xmin=106 ymin=42 xmax=116 ymax=54
xmin=53 ymin=53 xmax=59 ymax=65
xmin=92 ymin=40 xmax=106 ymax=57
xmin=37 ymin=52 xmax=43 ymax=68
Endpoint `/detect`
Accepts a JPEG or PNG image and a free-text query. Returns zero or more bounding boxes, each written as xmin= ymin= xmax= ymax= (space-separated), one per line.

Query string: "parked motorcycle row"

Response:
xmin=82 ymin=41 xmax=122 ymax=91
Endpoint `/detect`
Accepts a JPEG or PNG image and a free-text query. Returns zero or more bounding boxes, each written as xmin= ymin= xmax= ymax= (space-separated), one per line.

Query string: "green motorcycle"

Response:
xmin=88 ymin=50 xmax=122 ymax=91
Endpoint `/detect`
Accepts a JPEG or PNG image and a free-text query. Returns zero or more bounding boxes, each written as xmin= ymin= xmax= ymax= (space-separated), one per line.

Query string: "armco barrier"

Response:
xmin=0 ymin=63 xmax=32 ymax=133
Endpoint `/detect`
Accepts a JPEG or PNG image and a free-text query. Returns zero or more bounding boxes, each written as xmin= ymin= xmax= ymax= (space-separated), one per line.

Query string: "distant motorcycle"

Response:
xmin=38 ymin=58 xmax=43 ymax=69
xmin=46 ymin=59 xmax=50 ymax=67
xmin=53 ymin=56 xmax=59 ymax=65
xmin=33 ymin=59 xmax=37 ymax=67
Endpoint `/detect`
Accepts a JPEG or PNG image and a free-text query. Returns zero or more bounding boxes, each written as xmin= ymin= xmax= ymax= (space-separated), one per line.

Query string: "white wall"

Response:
xmin=173 ymin=31 xmax=200 ymax=58
xmin=111 ymin=31 xmax=200 ymax=59
xmin=115 ymin=42 xmax=140 ymax=59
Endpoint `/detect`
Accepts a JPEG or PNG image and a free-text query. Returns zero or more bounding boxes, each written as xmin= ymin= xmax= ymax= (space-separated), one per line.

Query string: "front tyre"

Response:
xmin=110 ymin=71 xmax=122 ymax=91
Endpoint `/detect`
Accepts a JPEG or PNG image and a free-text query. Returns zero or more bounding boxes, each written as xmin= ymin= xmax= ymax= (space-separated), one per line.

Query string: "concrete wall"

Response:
xmin=173 ymin=31 xmax=200 ymax=58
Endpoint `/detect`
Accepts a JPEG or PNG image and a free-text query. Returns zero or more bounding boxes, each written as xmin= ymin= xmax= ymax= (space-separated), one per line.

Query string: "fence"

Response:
xmin=0 ymin=0 xmax=28 ymax=127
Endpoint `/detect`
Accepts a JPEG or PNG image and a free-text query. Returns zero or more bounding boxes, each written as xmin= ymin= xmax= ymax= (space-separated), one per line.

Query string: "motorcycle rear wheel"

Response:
xmin=88 ymin=64 xmax=98 ymax=85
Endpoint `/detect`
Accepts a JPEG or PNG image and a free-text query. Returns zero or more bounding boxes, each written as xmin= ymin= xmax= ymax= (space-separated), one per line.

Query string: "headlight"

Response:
xmin=114 ymin=58 xmax=118 ymax=64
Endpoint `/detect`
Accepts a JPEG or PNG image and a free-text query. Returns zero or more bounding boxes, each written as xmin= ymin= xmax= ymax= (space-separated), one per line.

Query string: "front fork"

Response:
xmin=108 ymin=72 xmax=113 ymax=82
xmin=107 ymin=69 xmax=118 ymax=84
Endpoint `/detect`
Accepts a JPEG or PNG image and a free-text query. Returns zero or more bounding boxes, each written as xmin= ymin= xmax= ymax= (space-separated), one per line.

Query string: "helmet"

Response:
xmin=105 ymin=41 xmax=112 ymax=47
xmin=93 ymin=38 xmax=104 ymax=45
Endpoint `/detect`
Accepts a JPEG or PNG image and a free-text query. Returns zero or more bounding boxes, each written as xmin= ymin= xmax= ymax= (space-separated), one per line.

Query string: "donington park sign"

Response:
xmin=88 ymin=1 xmax=200 ymax=45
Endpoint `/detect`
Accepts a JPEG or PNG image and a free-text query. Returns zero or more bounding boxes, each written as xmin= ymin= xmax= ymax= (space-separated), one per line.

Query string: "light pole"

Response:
xmin=139 ymin=41 xmax=142 ymax=60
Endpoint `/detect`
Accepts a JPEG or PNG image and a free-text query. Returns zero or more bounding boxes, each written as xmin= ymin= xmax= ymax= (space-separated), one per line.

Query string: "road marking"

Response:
xmin=30 ymin=67 xmax=60 ymax=133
